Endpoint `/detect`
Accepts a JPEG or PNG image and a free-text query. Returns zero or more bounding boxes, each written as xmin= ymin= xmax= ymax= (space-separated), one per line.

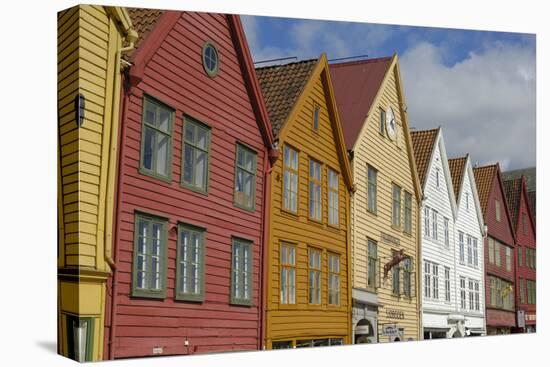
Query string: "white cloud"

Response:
xmin=400 ymin=41 xmax=536 ymax=170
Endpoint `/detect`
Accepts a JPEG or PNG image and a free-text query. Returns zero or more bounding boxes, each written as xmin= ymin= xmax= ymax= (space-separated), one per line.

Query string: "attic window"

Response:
xmin=313 ymin=104 xmax=320 ymax=131
xmin=202 ymin=42 xmax=219 ymax=77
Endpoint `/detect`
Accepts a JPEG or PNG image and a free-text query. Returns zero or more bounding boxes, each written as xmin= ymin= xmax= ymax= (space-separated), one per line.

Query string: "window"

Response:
xmin=367 ymin=239 xmax=378 ymax=289
xmin=474 ymin=280 xmax=480 ymax=311
xmin=424 ymin=260 xmax=431 ymax=298
xmin=519 ymin=277 xmax=525 ymax=304
xmin=309 ymin=159 xmax=322 ymax=221
xmin=460 ymin=277 xmax=466 ymax=310
xmin=489 ymin=277 xmax=497 ymax=306
xmin=473 ymin=238 xmax=479 ymax=267
xmin=489 ymin=276 xmax=514 ymax=310
xmin=443 ymin=217 xmax=449 ymax=247
xmin=488 ymin=237 xmax=495 ymax=264
xmin=495 ymin=199 xmax=501 ymax=222
xmin=367 ymin=165 xmax=377 ymax=213
xmin=467 ymin=235 xmax=473 ymax=266
xmin=296 ymin=339 xmax=343 ymax=348
xmin=328 ymin=168 xmax=339 ymax=226
xmin=495 ymin=240 xmax=501 ymax=267
xmin=66 ymin=316 xmax=94 ymax=362
xmin=527 ymin=280 xmax=536 ymax=305
xmin=518 ymin=247 xmax=523 ymax=267
xmin=182 ymin=117 xmax=210 ymax=192
xmin=234 ymin=144 xmax=257 ymax=210
xmin=424 ymin=206 xmax=430 ymax=237
xmin=272 ymin=341 xmax=293 ymax=349
xmin=313 ymin=104 xmax=320 ymax=131
xmin=133 ymin=213 xmax=167 ymax=298
xmin=444 ymin=267 xmax=450 ymax=302
xmin=379 ymin=108 xmax=386 ymax=135
xmin=526 ymin=248 xmax=536 ymax=269
xmin=392 ymin=184 xmax=401 ymax=227
xmin=522 ymin=213 xmax=528 ymax=234
xmin=176 ymin=224 xmax=205 ymax=301
xmin=459 ymin=231 xmax=465 ymax=264
xmin=468 ymin=279 xmax=474 ymax=311
xmin=505 ymin=246 xmax=512 ymax=271
xmin=432 ymin=263 xmax=439 ymax=299
xmin=465 ymin=192 xmax=470 ymax=211
xmin=202 ymin=42 xmax=219 ymax=77
xmin=436 ymin=168 xmax=440 ymax=188
xmin=231 ymin=238 xmax=253 ymax=305
xmin=328 ymin=253 xmax=340 ymax=305
xmin=308 ymin=248 xmax=322 ymax=304
xmin=403 ymin=257 xmax=412 ymax=297
xmin=432 ymin=209 xmax=438 ymax=240
xmin=404 ymin=191 xmax=412 ymax=234
xmin=392 ymin=250 xmax=400 ymax=295
xmin=280 ymin=243 xmax=296 ymax=305
xmin=140 ymin=96 xmax=173 ymax=180
xmin=283 ymin=145 xmax=299 ymax=212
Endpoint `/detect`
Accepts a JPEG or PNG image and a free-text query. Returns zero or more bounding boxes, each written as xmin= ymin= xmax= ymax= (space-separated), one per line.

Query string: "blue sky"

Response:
xmin=242 ymin=15 xmax=536 ymax=171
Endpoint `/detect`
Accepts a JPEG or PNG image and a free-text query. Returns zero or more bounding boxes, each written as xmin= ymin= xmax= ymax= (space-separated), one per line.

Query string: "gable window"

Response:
xmin=367 ymin=165 xmax=378 ymax=213
xmin=283 ymin=145 xmax=299 ymax=213
xmin=424 ymin=260 xmax=431 ymax=298
xmin=176 ymin=224 xmax=205 ymax=301
xmin=460 ymin=277 xmax=466 ymax=310
xmin=435 ymin=168 xmax=440 ymax=188
xmin=234 ymin=144 xmax=257 ymax=210
xmin=313 ymin=104 xmax=320 ymax=131
xmin=444 ymin=266 xmax=451 ymax=302
xmin=132 ymin=213 xmax=167 ymax=298
xmin=522 ymin=213 xmax=528 ymax=235
xmin=202 ymin=42 xmax=219 ymax=77
xmin=379 ymin=108 xmax=386 ymax=135
xmin=432 ymin=263 xmax=439 ymax=299
xmin=459 ymin=231 xmax=465 ymax=264
xmin=367 ymin=239 xmax=378 ymax=289
xmin=424 ymin=206 xmax=430 ymax=237
xmin=505 ymin=246 xmax=512 ymax=271
xmin=231 ymin=238 xmax=253 ymax=305
xmin=308 ymin=248 xmax=322 ymax=304
xmin=280 ymin=243 xmax=296 ymax=305
xmin=432 ymin=209 xmax=438 ymax=240
xmin=473 ymin=238 xmax=479 ymax=267
xmin=328 ymin=168 xmax=339 ymax=226
xmin=392 ymin=250 xmax=400 ymax=295
xmin=181 ymin=117 xmax=210 ymax=192
xmin=328 ymin=253 xmax=340 ymax=305
xmin=443 ymin=217 xmax=449 ymax=247
xmin=309 ymin=159 xmax=322 ymax=221
xmin=392 ymin=184 xmax=402 ymax=228
xmin=465 ymin=192 xmax=470 ymax=211
xmin=495 ymin=199 xmax=501 ymax=222
xmin=140 ymin=96 xmax=173 ymax=181
xmin=404 ymin=191 xmax=412 ymax=234
xmin=467 ymin=235 xmax=473 ymax=266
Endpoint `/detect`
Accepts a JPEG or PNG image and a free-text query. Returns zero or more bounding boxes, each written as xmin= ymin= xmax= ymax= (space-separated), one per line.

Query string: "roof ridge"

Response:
xmin=255 ymin=58 xmax=318 ymax=71
xmin=411 ymin=127 xmax=440 ymax=134
xmin=329 ymin=56 xmax=392 ymax=68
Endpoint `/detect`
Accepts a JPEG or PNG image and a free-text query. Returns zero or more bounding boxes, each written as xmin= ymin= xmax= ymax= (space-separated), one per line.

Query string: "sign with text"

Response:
xmin=380 ymin=232 xmax=400 ymax=246
xmin=382 ymin=324 xmax=399 ymax=337
xmin=386 ymin=308 xmax=405 ymax=320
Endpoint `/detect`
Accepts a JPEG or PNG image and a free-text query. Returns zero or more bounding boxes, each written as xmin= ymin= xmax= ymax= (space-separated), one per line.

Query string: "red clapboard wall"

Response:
xmin=104 ymin=11 xmax=273 ymax=359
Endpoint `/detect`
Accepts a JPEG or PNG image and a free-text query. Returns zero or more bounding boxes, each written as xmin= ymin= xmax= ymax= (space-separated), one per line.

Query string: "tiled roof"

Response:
xmin=329 ymin=57 xmax=393 ymax=150
xmin=410 ymin=128 xmax=439 ymax=187
xmin=473 ymin=164 xmax=498 ymax=216
xmin=502 ymin=166 xmax=536 ymax=192
xmin=126 ymin=8 xmax=164 ymax=54
xmin=448 ymin=156 xmax=467 ymax=202
xmin=503 ymin=178 xmax=522 ymax=228
xmin=255 ymin=59 xmax=318 ymax=137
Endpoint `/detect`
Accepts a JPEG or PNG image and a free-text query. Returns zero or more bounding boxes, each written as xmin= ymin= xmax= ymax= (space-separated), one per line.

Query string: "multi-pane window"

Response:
xmin=432 ymin=263 xmax=439 ymax=299
xmin=424 ymin=206 xmax=430 ymax=237
xmin=526 ymin=248 xmax=536 ymax=269
xmin=379 ymin=108 xmax=386 ymax=135
xmin=505 ymin=246 xmax=512 ymax=271
xmin=495 ymin=240 xmax=501 ymax=267
xmin=133 ymin=213 xmax=166 ymax=298
xmin=489 ymin=277 xmax=497 ymax=306
xmin=234 ymin=144 xmax=257 ymax=210
xmin=404 ymin=191 xmax=412 ymax=234
xmin=488 ymin=237 xmax=495 ymax=264
xmin=367 ymin=165 xmax=377 ymax=213
xmin=424 ymin=260 xmax=431 ymax=298
xmin=473 ymin=238 xmax=479 ymax=267
xmin=328 ymin=253 xmax=340 ymax=305
xmin=519 ymin=277 xmax=525 ymax=304
xmin=518 ymin=247 xmax=523 ymax=267
xmin=313 ymin=104 xmax=320 ymax=131
xmin=392 ymin=251 xmax=400 ymax=295
xmin=403 ymin=257 xmax=412 ymax=297
xmin=527 ymin=280 xmax=536 ymax=305
xmin=468 ymin=279 xmax=474 ymax=311
xmin=474 ymin=281 xmax=480 ymax=311
xmin=489 ymin=276 xmax=514 ymax=310
xmin=444 ymin=217 xmax=449 ymax=247
xmin=495 ymin=199 xmax=501 ymax=222
xmin=460 ymin=277 xmax=466 ymax=310
xmin=182 ymin=117 xmax=210 ymax=191
xmin=444 ymin=267 xmax=451 ymax=302
xmin=328 ymin=168 xmax=339 ymax=226
xmin=367 ymin=239 xmax=378 ymax=289
xmin=176 ymin=224 xmax=205 ymax=301
xmin=467 ymin=235 xmax=473 ymax=265
xmin=141 ymin=97 xmax=173 ymax=180
xmin=309 ymin=159 xmax=322 ymax=221
xmin=459 ymin=231 xmax=465 ymax=264
xmin=392 ymin=184 xmax=401 ymax=227
xmin=280 ymin=243 xmax=296 ymax=304
xmin=283 ymin=145 xmax=299 ymax=212
xmin=231 ymin=238 xmax=253 ymax=305
xmin=308 ymin=248 xmax=321 ymax=304
xmin=432 ymin=209 xmax=438 ymax=240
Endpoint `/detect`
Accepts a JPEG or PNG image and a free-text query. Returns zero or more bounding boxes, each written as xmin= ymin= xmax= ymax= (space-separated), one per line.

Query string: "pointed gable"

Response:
xmin=411 ymin=128 xmax=439 ymax=188
xmin=503 ymin=178 xmax=522 ymax=229
xmin=126 ymin=8 xmax=163 ymax=56
xmin=448 ymin=156 xmax=467 ymax=202
xmin=329 ymin=57 xmax=392 ymax=150
xmin=473 ymin=164 xmax=498 ymax=217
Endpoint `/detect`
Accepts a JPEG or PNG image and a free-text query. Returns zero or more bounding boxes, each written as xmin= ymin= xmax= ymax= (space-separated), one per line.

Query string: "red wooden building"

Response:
xmin=104 ymin=9 xmax=275 ymax=359
xmin=504 ymin=176 xmax=536 ymax=333
xmin=474 ymin=164 xmax=517 ymax=335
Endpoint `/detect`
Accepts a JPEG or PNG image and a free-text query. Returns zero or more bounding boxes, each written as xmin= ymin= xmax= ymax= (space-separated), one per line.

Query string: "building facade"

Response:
xmin=104 ymin=10 xmax=274 ymax=359
xmin=255 ymin=54 xmax=354 ymax=349
xmin=474 ymin=164 xmax=517 ymax=335
xmin=504 ymin=176 xmax=536 ymax=333
xmin=330 ymin=55 xmax=422 ymax=343
xmin=57 ymin=5 xmax=137 ymax=361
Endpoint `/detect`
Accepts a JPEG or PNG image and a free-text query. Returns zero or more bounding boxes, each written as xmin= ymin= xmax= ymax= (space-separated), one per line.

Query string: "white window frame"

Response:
xmin=459 ymin=231 xmax=465 ymax=264
xmin=444 ymin=217 xmax=449 ymax=247
xmin=444 ymin=266 xmax=451 ymax=302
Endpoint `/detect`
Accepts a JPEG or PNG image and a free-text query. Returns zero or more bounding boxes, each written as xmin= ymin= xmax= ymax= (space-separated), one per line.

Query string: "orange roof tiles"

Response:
xmin=127 ymin=8 xmax=164 ymax=52
xmin=410 ymin=128 xmax=439 ymax=187
xmin=473 ymin=164 xmax=498 ymax=216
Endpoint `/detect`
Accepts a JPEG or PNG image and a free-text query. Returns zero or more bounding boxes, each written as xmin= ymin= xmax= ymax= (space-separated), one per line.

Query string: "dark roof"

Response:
xmin=448 ymin=156 xmax=467 ymax=201
xmin=329 ymin=57 xmax=393 ymax=150
xmin=503 ymin=178 xmax=522 ymax=228
xmin=528 ymin=191 xmax=536 ymax=223
xmin=502 ymin=166 xmax=536 ymax=192
xmin=255 ymin=59 xmax=318 ymax=136
xmin=410 ymin=128 xmax=439 ymax=187
xmin=127 ymin=8 xmax=164 ymax=54
xmin=473 ymin=164 xmax=498 ymax=216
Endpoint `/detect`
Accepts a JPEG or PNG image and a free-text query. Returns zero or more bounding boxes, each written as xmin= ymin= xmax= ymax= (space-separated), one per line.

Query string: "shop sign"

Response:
xmin=386 ymin=308 xmax=405 ymax=320
xmin=382 ymin=324 xmax=399 ymax=337
xmin=517 ymin=310 xmax=525 ymax=328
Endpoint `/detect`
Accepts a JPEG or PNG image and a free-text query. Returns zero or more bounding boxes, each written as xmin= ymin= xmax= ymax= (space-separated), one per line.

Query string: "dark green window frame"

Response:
xmin=234 ymin=143 xmax=257 ymax=211
xmin=175 ymin=223 xmax=206 ymax=302
xmin=181 ymin=116 xmax=211 ymax=194
xmin=66 ymin=315 xmax=94 ymax=362
xmin=139 ymin=96 xmax=174 ymax=182
xmin=132 ymin=212 xmax=168 ymax=299
xmin=230 ymin=238 xmax=254 ymax=306
xmin=202 ymin=41 xmax=219 ymax=77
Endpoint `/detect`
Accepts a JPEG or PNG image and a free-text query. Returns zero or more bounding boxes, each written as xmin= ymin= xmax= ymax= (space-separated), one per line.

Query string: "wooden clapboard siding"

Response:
xmin=109 ymin=12 xmax=269 ymax=359
xmin=266 ymin=60 xmax=352 ymax=346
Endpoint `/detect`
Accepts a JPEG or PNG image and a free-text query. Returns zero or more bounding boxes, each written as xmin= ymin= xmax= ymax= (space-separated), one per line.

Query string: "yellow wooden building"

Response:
xmin=57 ymin=5 xmax=137 ymax=361
xmin=256 ymin=54 xmax=354 ymax=349
xmin=330 ymin=55 xmax=423 ymax=343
